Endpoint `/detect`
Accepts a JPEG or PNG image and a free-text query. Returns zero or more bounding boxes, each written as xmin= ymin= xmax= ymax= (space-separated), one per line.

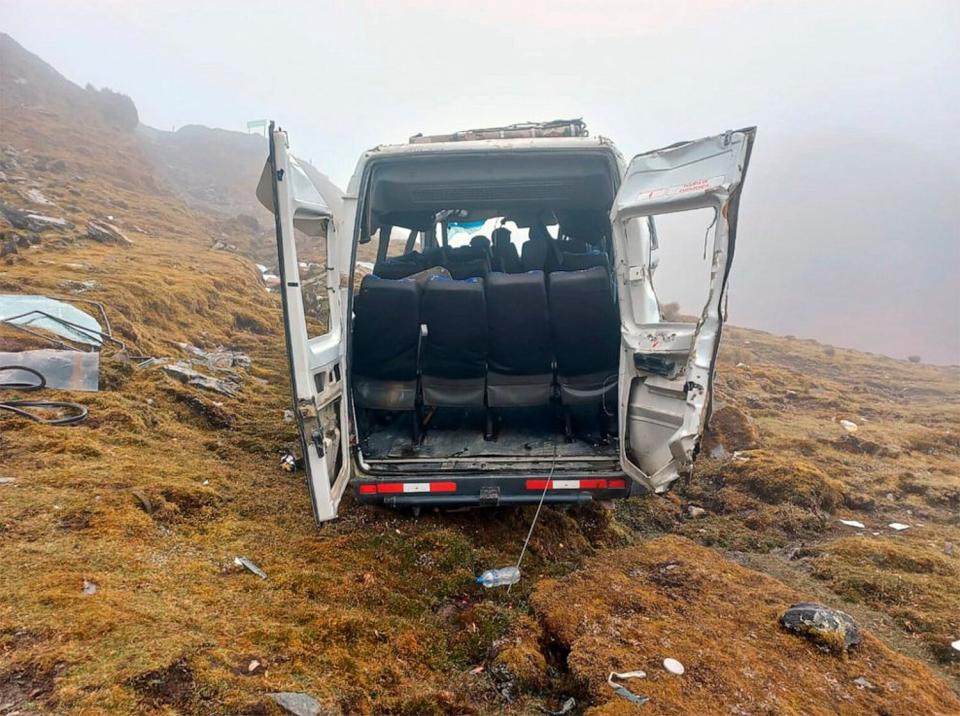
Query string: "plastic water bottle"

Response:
xmin=476 ymin=566 xmax=520 ymax=588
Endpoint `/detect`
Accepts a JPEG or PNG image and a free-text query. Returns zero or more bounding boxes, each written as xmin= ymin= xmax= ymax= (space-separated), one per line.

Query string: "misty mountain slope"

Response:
xmin=731 ymin=130 xmax=960 ymax=365
xmin=1 ymin=33 xmax=958 ymax=715
xmin=136 ymin=123 xmax=271 ymax=221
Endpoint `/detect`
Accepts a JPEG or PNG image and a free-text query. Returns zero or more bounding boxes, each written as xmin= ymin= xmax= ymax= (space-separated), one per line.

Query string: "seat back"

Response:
xmin=485 ymin=270 xmax=553 ymax=406
xmin=559 ymin=250 xmax=609 ymax=272
xmin=491 ymin=226 xmax=522 ymax=273
xmin=445 ymin=245 xmax=490 ymax=279
xmin=420 ymin=276 xmax=487 ymax=407
xmin=548 ymin=265 xmax=620 ymax=404
xmin=352 ymin=275 xmax=421 ymax=409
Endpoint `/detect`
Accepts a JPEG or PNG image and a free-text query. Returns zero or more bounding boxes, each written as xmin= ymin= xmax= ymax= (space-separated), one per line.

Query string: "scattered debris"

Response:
xmin=687 ymin=505 xmax=707 ymax=519
xmin=0 ymin=294 xmax=104 ymax=346
xmin=662 ymin=658 xmax=685 ymax=675
xmin=86 ymin=220 xmax=133 ymax=247
xmin=280 ymin=452 xmax=297 ymax=472
xmin=283 ymin=409 xmax=294 ymax=423
xmin=233 ymin=556 xmax=267 ymax=580
xmin=779 ymin=602 xmax=862 ymax=653
xmin=247 ymin=659 xmax=261 ymax=673
xmin=951 ymin=640 xmax=960 ymax=653
xmin=0 ymin=349 xmax=100 ymax=391
xmin=175 ymin=342 xmax=250 ymax=370
xmin=839 ymin=519 xmax=866 ymax=529
xmin=477 ymin=566 xmax=521 ymax=588
xmin=853 ymin=676 xmax=875 ymax=690
xmin=161 ymin=361 xmax=239 ymax=397
xmin=268 ymin=692 xmax=322 ymax=716
xmin=0 ymin=477 xmax=16 ymax=485
xmin=839 ymin=419 xmax=858 ymax=433
xmin=607 ymin=671 xmax=649 ymax=705
xmin=82 ymin=579 xmax=97 ymax=595
xmin=540 ymin=696 xmax=577 ymax=715
xmin=888 ymin=522 xmax=911 ymax=531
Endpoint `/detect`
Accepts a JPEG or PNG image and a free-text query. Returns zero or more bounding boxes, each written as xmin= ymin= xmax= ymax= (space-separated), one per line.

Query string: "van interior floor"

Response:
xmin=359 ymin=405 xmax=619 ymax=463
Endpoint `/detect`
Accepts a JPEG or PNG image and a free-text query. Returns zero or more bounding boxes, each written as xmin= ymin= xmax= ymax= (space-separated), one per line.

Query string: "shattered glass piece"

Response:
xmin=0 ymin=294 xmax=103 ymax=346
xmin=234 ymin=556 xmax=267 ymax=579
xmin=0 ymin=349 xmax=99 ymax=391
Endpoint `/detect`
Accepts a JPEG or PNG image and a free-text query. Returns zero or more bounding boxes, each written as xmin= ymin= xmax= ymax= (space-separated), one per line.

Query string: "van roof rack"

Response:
xmin=409 ymin=118 xmax=588 ymax=144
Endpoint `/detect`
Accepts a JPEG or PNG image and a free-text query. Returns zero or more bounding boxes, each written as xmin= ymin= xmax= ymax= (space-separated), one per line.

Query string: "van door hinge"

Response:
xmin=311 ymin=430 xmax=325 ymax=457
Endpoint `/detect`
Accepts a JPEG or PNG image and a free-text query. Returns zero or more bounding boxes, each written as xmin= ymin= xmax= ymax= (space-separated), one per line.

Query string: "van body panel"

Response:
xmin=260 ymin=122 xmax=755 ymax=523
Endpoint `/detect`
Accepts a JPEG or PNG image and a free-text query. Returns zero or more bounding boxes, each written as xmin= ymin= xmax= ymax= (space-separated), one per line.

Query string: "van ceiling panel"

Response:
xmin=369 ymin=151 xmax=618 ymax=219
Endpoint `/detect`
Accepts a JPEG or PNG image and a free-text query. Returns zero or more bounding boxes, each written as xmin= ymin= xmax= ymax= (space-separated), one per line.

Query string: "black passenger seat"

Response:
xmin=485 ymin=271 xmax=553 ymax=409
xmin=548 ymin=265 xmax=620 ymax=437
xmin=420 ymin=276 xmax=487 ymax=408
xmin=351 ymin=276 xmax=421 ymax=438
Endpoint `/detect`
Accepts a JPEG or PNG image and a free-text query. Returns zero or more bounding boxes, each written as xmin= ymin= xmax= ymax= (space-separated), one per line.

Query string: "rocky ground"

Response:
xmin=2 ymin=31 xmax=958 ymax=716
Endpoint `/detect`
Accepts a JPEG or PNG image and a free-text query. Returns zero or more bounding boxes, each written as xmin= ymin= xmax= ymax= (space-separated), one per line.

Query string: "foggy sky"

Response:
xmin=4 ymin=0 xmax=959 ymax=363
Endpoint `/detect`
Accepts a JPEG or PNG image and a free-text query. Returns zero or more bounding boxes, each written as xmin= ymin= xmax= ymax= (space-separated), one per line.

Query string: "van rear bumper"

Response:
xmin=354 ymin=472 xmax=633 ymax=507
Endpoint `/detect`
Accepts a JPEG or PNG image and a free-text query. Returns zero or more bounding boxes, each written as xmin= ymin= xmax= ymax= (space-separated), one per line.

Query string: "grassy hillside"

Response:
xmin=1 ymin=33 xmax=958 ymax=716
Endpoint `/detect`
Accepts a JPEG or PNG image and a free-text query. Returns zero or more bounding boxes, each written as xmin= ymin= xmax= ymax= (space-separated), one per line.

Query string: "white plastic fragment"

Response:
xmin=607 ymin=671 xmax=649 ymax=705
xmin=0 ymin=477 xmax=15 ymax=485
xmin=839 ymin=518 xmax=865 ymax=529
xmin=82 ymin=579 xmax=97 ymax=595
xmin=853 ymin=676 xmax=875 ymax=690
xmin=248 ymin=659 xmax=260 ymax=673
xmin=888 ymin=523 xmax=911 ymax=531
xmin=234 ymin=556 xmax=267 ymax=579
xmin=951 ymin=639 xmax=960 ymax=653
xmin=663 ymin=658 xmax=685 ymax=675
xmin=839 ymin=419 xmax=858 ymax=433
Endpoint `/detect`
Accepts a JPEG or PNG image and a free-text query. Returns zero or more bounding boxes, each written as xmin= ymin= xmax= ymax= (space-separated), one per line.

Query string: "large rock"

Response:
xmin=779 ymin=602 xmax=862 ymax=653
xmin=0 ymin=202 xmax=72 ymax=232
xmin=86 ymin=220 xmax=133 ymax=246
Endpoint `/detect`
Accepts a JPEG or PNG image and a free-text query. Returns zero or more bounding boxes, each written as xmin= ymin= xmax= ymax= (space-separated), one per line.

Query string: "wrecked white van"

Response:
xmin=258 ymin=120 xmax=755 ymax=522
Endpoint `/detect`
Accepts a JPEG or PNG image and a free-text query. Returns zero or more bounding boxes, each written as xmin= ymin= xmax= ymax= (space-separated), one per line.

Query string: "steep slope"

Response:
xmin=1 ymin=33 xmax=958 ymax=716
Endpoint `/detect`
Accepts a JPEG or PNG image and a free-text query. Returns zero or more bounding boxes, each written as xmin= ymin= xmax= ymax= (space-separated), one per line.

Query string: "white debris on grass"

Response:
xmin=888 ymin=523 xmax=911 ymax=531
xmin=663 ymin=658 xmax=685 ymax=675
xmin=839 ymin=519 xmax=866 ymax=529
xmin=839 ymin=419 xmax=858 ymax=433
xmin=234 ymin=556 xmax=267 ymax=580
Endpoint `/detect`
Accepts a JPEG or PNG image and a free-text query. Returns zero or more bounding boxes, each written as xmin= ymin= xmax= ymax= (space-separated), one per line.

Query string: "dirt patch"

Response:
xmin=127 ymin=657 xmax=206 ymax=713
xmin=530 ymin=536 xmax=960 ymax=715
xmin=702 ymin=404 xmax=760 ymax=454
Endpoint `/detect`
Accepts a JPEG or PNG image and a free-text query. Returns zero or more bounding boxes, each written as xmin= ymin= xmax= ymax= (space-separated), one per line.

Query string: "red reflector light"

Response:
xmin=524 ymin=478 xmax=629 ymax=491
xmin=609 ymin=479 xmax=627 ymax=489
xmin=359 ymin=481 xmax=458 ymax=495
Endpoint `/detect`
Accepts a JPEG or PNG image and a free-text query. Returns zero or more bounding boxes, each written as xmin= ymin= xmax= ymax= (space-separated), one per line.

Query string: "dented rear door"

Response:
xmin=258 ymin=124 xmax=350 ymax=522
xmin=611 ymin=128 xmax=756 ymax=492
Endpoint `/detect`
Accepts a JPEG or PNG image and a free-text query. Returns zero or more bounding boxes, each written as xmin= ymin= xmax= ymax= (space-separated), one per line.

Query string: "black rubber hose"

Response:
xmin=0 ymin=365 xmax=88 ymax=425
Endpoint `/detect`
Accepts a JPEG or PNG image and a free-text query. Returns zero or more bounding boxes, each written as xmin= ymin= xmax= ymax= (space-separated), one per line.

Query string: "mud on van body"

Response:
xmin=258 ymin=120 xmax=755 ymax=522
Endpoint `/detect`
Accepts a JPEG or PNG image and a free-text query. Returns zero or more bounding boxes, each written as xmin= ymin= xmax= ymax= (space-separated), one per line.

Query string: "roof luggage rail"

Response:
xmin=409 ymin=118 xmax=588 ymax=144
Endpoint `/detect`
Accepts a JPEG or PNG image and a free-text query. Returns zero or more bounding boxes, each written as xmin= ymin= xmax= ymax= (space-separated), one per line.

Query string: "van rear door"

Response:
xmin=258 ymin=124 xmax=350 ymax=522
xmin=611 ymin=128 xmax=756 ymax=492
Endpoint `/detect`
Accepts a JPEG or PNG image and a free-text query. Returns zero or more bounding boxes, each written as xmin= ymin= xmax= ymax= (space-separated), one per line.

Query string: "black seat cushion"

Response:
xmin=548 ymin=265 xmax=619 ymax=377
xmin=421 ymin=276 xmax=486 ymax=379
xmin=352 ymin=275 xmax=421 ymax=381
xmin=486 ymin=271 xmax=552 ymax=376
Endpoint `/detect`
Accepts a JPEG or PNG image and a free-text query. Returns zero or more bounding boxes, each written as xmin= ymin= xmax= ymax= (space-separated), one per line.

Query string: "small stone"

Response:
xmin=0 ymin=477 xmax=16 ymax=485
xmin=248 ymin=659 xmax=260 ymax=673
xmin=839 ymin=419 xmax=858 ymax=433
xmin=853 ymin=676 xmax=875 ymax=690
xmin=268 ymin=691 xmax=323 ymax=716
xmin=82 ymin=579 xmax=98 ymax=595
xmin=944 ymin=543 xmax=955 ymax=556
xmin=687 ymin=505 xmax=707 ymax=519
